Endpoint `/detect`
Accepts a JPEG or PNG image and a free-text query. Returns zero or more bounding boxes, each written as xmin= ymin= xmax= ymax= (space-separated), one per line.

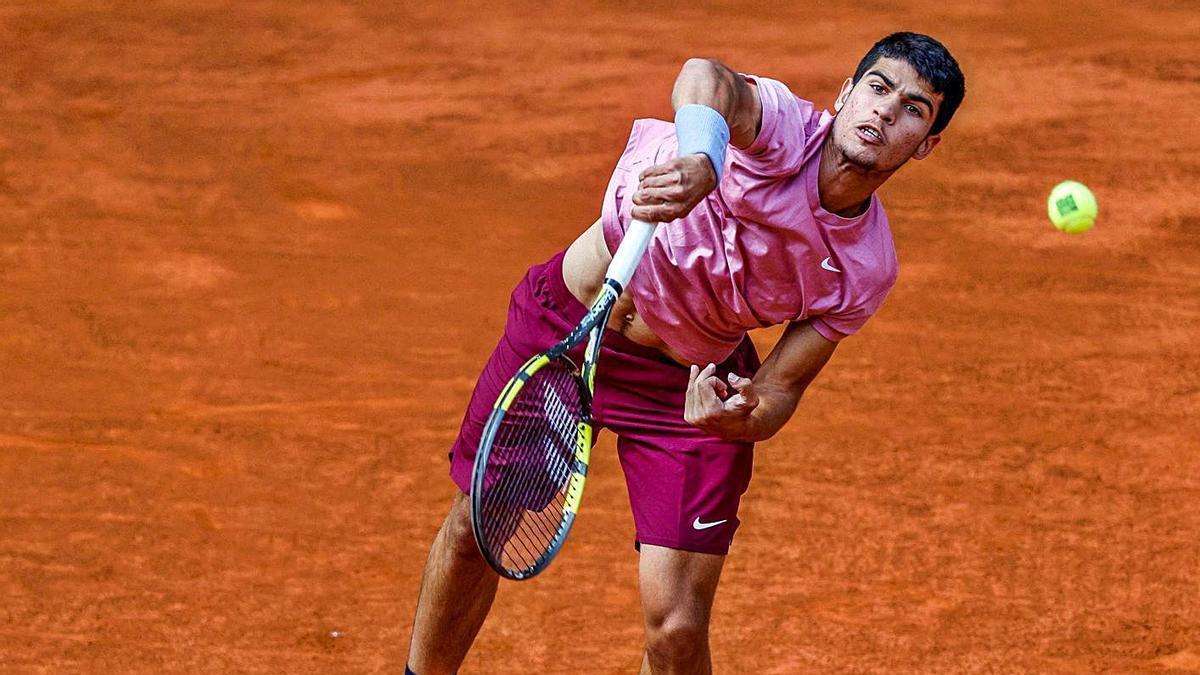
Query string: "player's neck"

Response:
xmin=817 ymin=139 xmax=894 ymax=218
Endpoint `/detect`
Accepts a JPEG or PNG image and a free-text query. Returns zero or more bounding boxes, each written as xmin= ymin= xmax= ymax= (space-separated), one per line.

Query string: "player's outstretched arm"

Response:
xmin=684 ymin=321 xmax=836 ymax=442
xmin=630 ymin=59 xmax=763 ymax=224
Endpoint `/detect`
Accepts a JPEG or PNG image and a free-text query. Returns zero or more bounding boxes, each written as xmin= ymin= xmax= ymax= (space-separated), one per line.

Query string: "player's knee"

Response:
xmin=644 ymin=608 xmax=709 ymax=664
xmin=440 ymin=493 xmax=482 ymax=563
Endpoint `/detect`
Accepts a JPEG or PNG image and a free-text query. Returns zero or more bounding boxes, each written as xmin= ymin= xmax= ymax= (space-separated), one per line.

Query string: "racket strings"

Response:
xmin=484 ymin=394 xmax=575 ymax=565
xmin=478 ymin=360 xmax=584 ymax=573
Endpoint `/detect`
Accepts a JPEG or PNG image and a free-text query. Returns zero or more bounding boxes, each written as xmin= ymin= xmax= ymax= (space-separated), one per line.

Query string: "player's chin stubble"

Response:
xmin=836 ymin=133 xmax=908 ymax=175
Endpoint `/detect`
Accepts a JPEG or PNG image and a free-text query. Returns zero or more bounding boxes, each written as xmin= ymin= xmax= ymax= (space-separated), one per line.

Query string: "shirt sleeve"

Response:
xmin=733 ymin=74 xmax=816 ymax=177
xmin=808 ymin=285 xmax=895 ymax=342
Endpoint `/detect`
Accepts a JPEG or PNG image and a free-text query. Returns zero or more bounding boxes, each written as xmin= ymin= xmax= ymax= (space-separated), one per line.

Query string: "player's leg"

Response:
xmin=609 ymin=418 xmax=752 ymax=674
xmin=590 ymin=332 xmax=760 ymax=672
xmin=406 ymin=250 xmax=581 ymax=673
xmin=637 ymin=544 xmax=726 ymax=674
xmin=406 ymin=491 xmax=497 ymax=675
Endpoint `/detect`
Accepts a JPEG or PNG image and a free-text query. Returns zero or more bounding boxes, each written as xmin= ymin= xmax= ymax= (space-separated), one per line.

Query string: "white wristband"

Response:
xmin=674 ymin=104 xmax=730 ymax=181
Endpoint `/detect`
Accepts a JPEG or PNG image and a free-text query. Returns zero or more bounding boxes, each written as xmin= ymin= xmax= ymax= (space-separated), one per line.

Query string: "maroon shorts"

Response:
xmin=449 ymin=251 xmax=760 ymax=555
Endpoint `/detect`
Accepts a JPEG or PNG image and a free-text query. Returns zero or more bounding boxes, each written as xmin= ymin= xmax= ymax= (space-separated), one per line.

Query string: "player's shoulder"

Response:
xmin=743 ymin=75 xmax=821 ymax=124
xmin=730 ymin=74 xmax=824 ymax=177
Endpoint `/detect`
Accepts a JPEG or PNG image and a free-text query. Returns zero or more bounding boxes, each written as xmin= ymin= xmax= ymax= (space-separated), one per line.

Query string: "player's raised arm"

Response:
xmin=630 ymin=58 xmax=763 ymax=223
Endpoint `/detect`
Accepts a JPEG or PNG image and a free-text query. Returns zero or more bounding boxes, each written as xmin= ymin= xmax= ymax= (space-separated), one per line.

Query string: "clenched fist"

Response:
xmin=630 ymin=154 xmax=718 ymax=223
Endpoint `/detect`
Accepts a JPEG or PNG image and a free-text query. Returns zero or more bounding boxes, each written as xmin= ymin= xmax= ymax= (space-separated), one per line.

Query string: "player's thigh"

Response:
xmin=614 ymin=430 xmax=754 ymax=555
xmin=638 ymin=543 xmax=725 ymax=628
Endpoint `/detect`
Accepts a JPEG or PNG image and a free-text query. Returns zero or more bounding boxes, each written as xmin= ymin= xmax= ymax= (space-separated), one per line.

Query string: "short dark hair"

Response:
xmin=852 ymin=32 xmax=965 ymax=135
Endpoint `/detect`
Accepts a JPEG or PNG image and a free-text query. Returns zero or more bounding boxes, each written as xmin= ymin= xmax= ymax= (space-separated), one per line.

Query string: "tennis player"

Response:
xmin=407 ymin=32 xmax=965 ymax=674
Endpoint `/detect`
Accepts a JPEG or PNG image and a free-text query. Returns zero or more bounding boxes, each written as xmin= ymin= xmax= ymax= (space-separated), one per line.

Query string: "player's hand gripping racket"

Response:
xmin=470 ymin=219 xmax=655 ymax=580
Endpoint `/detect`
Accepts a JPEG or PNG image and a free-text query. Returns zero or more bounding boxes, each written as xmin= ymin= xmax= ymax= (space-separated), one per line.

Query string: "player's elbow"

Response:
xmin=678 ymin=57 xmax=731 ymax=84
xmin=674 ymin=59 xmax=736 ymax=107
xmin=681 ymin=57 xmax=721 ymax=72
xmin=674 ymin=58 xmax=757 ymax=147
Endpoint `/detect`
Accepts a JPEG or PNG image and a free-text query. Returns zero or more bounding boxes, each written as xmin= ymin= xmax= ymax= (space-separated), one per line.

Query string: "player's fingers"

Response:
xmin=631 ymin=201 xmax=693 ymax=223
xmin=724 ymin=392 xmax=759 ymax=414
xmin=698 ymin=364 xmax=723 ymax=407
xmin=638 ymin=162 xmax=674 ymax=180
xmin=711 ymin=377 xmax=729 ymax=398
xmin=685 ymin=365 xmax=700 ymax=409
xmin=726 ymin=372 xmax=752 ymax=390
xmin=691 ymin=364 xmax=717 ymax=394
xmin=631 ymin=186 xmax=674 ymax=206
xmin=726 ymin=373 xmax=756 ymax=404
xmin=633 ymin=182 xmax=692 ymax=206
xmin=639 ymin=171 xmax=681 ymax=189
xmin=696 ymin=381 xmax=724 ymax=412
xmin=686 ymin=362 xmax=700 ymax=420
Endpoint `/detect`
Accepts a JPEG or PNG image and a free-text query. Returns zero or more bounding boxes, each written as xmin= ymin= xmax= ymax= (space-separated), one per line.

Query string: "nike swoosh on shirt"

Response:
xmin=821 ymin=257 xmax=842 ymax=273
xmin=692 ymin=517 xmax=728 ymax=530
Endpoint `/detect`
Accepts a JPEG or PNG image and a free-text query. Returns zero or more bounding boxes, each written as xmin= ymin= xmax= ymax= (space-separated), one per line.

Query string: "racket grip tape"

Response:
xmin=605 ymin=219 xmax=654 ymax=288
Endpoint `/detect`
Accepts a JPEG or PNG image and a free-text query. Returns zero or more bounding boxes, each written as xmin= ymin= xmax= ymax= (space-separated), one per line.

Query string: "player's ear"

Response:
xmin=833 ymin=77 xmax=854 ymax=112
xmin=911 ymin=133 xmax=941 ymax=160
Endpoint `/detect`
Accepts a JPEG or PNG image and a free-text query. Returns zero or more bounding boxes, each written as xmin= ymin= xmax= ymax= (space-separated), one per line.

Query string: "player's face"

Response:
xmin=831 ymin=57 xmax=944 ymax=173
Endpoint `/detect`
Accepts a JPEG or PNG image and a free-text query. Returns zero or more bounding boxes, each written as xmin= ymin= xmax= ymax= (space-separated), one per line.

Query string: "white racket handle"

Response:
xmin=604 ymin=219 xmax=654 ymax=289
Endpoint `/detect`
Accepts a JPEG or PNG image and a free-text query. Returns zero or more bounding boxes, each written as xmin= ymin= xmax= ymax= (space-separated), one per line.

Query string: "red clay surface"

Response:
xmin=2 ymin=2 xmax=1198 ymax=673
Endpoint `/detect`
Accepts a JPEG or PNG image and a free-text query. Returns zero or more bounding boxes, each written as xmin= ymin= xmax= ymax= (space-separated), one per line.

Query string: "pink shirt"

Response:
xmin=600 ymin=74 xmax=899 ymax=365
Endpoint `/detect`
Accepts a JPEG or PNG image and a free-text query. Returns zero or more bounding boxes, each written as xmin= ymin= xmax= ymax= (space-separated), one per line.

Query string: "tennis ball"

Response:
xmin=1047 ymin=180 xmax=1098 ymax=234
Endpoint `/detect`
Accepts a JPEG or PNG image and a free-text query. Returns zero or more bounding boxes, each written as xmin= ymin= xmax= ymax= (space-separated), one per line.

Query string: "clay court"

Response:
xmin=2 ymin=1 xmax=1198 ymax=672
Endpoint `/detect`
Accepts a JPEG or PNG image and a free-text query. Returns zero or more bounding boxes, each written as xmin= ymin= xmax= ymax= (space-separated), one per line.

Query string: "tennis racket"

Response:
xmin=470 ymin=219 xmax=655 ymax=580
